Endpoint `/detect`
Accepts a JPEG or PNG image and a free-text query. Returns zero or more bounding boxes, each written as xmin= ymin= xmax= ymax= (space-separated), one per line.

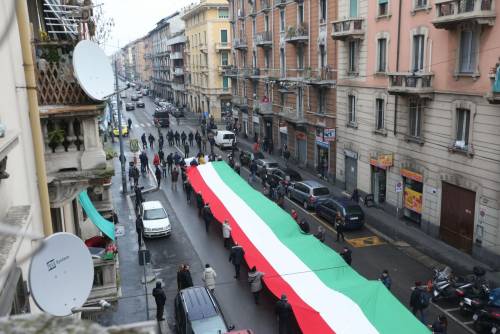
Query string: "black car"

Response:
xmin=239 ymin=150 xmax=265 ymax=166
xmin=125 ymin=102 xmax=135 ymax=111
xmin=153 ymin=111 xmax=170 ymax=127
xmin=267 ymin=168 xmax=302 ymax=185
xmin=136 ymin=100 xmax=145 ymax=108
xmin=172 ymin=108 xmax=185 ymax=118
xmin=315 ymin=197 xmax=365 ymax=230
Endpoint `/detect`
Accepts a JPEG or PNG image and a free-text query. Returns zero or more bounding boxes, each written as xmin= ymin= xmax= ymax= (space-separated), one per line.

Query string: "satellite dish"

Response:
xmin=29 ymin=232 xmax=94 ymax=316
xmin=73 ymin=40 xmax=114 ymax=101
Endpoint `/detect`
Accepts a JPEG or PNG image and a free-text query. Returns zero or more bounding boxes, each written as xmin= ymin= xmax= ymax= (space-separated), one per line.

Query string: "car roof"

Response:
xmin=217 ymin=130 xmax=234 ymax=135
xmin=301 ymin=180 xmax=327 ymax=188
xmin=332 ymin=197 xmax=360 ymax=207
xmin=142 ymin=201 xmax=164 ymax=210
xmin=180 ymin=286 xmax=219 ymax=321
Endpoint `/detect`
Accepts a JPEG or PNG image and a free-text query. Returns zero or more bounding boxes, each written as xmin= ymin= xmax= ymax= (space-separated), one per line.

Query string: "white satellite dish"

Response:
xmin=73 ymin=40 xmax=114 ymax=101
xmin=29 ymin=232 xmax=94 ymax=316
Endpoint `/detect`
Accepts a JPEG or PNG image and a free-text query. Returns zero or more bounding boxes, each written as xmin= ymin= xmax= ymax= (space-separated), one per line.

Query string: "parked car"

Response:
xmin=288 ymin=180 xmax=330 ymax=210
xmin=214 ymin=130 xmax=236 ymax=149
xmin=131 ymin=94 xmax=139 ymax=101
xmin=136 ymin=100 xmax=145 ymax=108
xmin=255 ymin=159 xmax=279 ymax=175
xmin=174 ymin=286 xmax=233 ymax=334
xmin=113 ymin=123 xmax=129 ymax=137
xmin=120 ymin=92 xmax=127 ymax=99
xmin=141 ymin=201 xmax=171 ymax=238
xmin=315 ymin=197 xmax=365 ymax=230
xmin=172 ymin=108 xmax=185 ymax=118
xmin=137 ymin=91 xmax=143 ymax=97
xmin=239 ymin=150 xmax=265 ymax=166
xmin=125 ymin=102 xmax=135 ymax=111
xmin=267 ymin=168 xmax=302 ymax=185
xmin=153 ymin=111 xmax=170 ymax=127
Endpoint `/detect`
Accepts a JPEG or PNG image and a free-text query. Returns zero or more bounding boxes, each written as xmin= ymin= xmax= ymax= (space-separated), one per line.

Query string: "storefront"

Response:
xmin=296 ymin=131 xmax=307 ymax=165
xmin=252 ymin=115 xmax=260 ymax=140
xmin=315 ymin=128 xmax=330 ymax=178
xmin=344 ymin=149 xmax=358 ymax=194
xmin=401 ymin=168 xmax=423 ymax=224
xmin=369 ymin=154 xmax=393 ymax=204
xmin=279 ymin=122 xmax=288 ymax=149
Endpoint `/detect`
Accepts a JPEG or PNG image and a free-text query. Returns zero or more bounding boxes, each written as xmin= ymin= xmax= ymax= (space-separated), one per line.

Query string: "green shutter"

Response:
xmin=349 ymin=0 xmax=358 ymax=17
xmin=379 ymin=0 xmax=388 ymax=4
xmin=221 ymin=30 xmax=228 ymax=43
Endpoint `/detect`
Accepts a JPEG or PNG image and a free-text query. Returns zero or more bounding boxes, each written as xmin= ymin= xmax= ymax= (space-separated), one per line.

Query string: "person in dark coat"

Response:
xmin=275 ymin=294 xmax=293 ymax=334
xmin=229 ymin=243 xmax=245 ymax=279
xmin=135 ymin=214 xmax=144 ymax=248
xmin=298 ymin=219 xmax=310 ymax=233
xmin=195 ymin=132 xmax=202 ymax=151
xmin=148 ymin=133 xmax=155 ymax=149
xmin=335 ymin=211 xmax=345 ymax=242
xmin=202 ymin=203 xmax=213 ymax=233
xmin=185 ymin=181 xmax=192 ymax=203
xmin=177 ymin=264 xmax=194 ymax=290
xmin=410 ymin=281 xmax=428 ymax=323
xmin=166 ymin=153 xmax=173 ymax=174
xmin=380 ymin=269 xmax=392 ymax=290
xmin=181 ymin=131 xmax=187 ymax=146
xmin=155 ymin=166 xmax=162 ymax=189
xmin=158 ymin=135 xmax=164 ymax=151
xmin=196 ymin=191 xmax=204 ymax=216
xmin=174 ymin=131 xmax=180 ymax=146
xmin=314 ymin=225 xmax=326 ymax=243
xmin=340 ymin=247 xmax=352 ymax=266
xmin=431 ymin=315 xmax=448 ymax=334
xmin=152 ymin=281 xmax=166 ymax=321
xmin=188 ymin=132 xmax=194 ymax=147
xmin=184 ymin=142 xmax=190 ymax=158
xmin=134 ymin=186 xmax=144 ymax=211
xmin=158 ymin=149 xmax=164 ymax=163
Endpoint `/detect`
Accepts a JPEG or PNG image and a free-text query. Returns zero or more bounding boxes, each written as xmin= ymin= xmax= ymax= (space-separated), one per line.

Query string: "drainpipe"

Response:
xmin=16 ymin=0 xmax=53 ymax=236
xmin=394 ymin=0 xmax=402 ymax=136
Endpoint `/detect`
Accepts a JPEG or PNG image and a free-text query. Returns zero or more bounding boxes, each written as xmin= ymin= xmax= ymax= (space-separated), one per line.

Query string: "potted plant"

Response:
xmin=47 ymin=129 xmax=65 ymax=153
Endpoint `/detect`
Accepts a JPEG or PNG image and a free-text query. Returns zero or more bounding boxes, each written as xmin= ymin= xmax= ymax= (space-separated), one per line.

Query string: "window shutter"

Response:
xmin=379 ymin=0 xmax=388 ymax=3
xmin=350 ymin=0 xmax=358 ymax=17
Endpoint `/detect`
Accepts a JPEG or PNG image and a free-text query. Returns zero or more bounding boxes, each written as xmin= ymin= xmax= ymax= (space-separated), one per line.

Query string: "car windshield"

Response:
xmin=144 ymin=208 xmax=167 ymax=220
xmin=267 ymin=162 xmax=279 ymax=168
xmin=223 ymin=134 xmax=235 ymax=140
xmin=346 ymin=205 xmax=363 ymax=216
xmin=313 ymin=187 xmax=330 ymax=196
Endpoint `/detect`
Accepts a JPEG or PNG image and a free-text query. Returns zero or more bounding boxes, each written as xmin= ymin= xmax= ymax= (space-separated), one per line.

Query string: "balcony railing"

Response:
xmin=331 ymin=18 xmax=365 ymax=41
xmin=279 ymin=106 xmax=305 ymax=123
xmin=254 ymin=101 xmax=273 ymax=115
xmin=172 ymin=82 xmax=185 ymax=91
xmin=234 ymin=38 xmax=248 ymax=49
xmin=171 ymin=51 xmax=183 ymax=60
xmin=223 ymin=66 xmax=239 ymax=77
xmin=261 ymin=0 xmax=272 ymax=11
xmin=432 ymin=0 xmax=496 ymax=29
xmin=274 ymin=0 xmax=287 ymax=7
xmin=216 ymin=42 xmax=232 ymax=51
xmin=85 ymin=257 xmax=118 ymax=305
xmin=285 ymin=23 xmax=309 ymax=43
xmin=255 ymin=31 xmax=273 ymax=47
xmin=199 ymin=43 xmax=208 ymax=53
xmin=486 ymin=66 xmax=500 ymax=104
xmin=387 ymin=72 xmax=434 ymax=98
xmin=231 ymin=95 xmax=249 ymax=108
xmin=174 ymin=67 xmax=184 ymax=76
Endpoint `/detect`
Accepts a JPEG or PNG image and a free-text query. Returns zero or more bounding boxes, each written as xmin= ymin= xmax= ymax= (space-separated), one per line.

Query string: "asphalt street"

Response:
xmin=112 ymin=89 xmax=473 ymax=334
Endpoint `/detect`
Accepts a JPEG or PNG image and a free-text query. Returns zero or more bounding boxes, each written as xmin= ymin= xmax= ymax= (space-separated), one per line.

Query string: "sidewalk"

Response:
xmin=234 ymin=133 xmax=500 ymax=285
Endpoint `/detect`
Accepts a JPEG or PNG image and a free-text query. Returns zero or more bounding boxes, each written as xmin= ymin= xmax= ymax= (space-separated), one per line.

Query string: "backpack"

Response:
xmin=419 ymin=290 xmax=430 ymax=308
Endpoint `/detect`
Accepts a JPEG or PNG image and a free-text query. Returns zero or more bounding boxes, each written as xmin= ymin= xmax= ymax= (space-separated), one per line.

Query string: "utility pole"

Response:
xmin=114 ymin=59 xmax=128 ymax=194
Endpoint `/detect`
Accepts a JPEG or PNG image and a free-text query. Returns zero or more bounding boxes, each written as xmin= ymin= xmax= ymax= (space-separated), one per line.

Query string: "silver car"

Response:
xmin=255 ymin=159 xmax=279 ymax=175
xmin=289 ymin=180 xmax=331 ymax=210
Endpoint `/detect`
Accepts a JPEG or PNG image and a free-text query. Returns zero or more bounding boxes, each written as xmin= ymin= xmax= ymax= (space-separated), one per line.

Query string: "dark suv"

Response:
xmin=315 ymin=197 xmax=365 ymax=230
xmin=175 ymin=286 xmax=232 ymax=334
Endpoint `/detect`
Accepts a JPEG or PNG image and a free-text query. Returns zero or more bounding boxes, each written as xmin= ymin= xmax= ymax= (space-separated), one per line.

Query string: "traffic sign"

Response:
xmin=395 ymin=182 xmax=403 ymax=193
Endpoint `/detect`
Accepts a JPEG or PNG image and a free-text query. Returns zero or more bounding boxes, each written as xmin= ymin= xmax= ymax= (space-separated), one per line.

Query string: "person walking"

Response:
xmin=247 ymin=266 xmax=264 ymax=304
xmin=161 ymin=159 xmax=167 ymax=179
xmin=335 ymin=211 xmax=345 ymax=242
xmin=202 ymin=203 xmax=213 ymax=233
xmin=158 ymin=134 xmax=164 ymax=152
xmin=171 ymin=167 xmax=179 ymax=191
xmin=431 ymin=314 xmax=448 ymax=334
xmin=201 ymin=136 xmax=207 ymax=152
xmin=196 ymin=191 xmax=204 ymax=216
xmin=177 ymin=264 xmax=194 ymax=291
xmin=202 ymin=264 xmax=217 ymax=293
xmin=314 ymin=225 xmax=326 ymax=243
xmin=380 ymin=269 xmax=392 ymax=290
xmin=275 ymin=294 xmax=293 ymax=334
xmin=410 ymin=281 xmax=430 ymax=324
xmin=166 ymin=153 xmax=173 ymax=174
xmin=152 ymin=281 xmax=166 ymax=321
xmin=181 ymin=131 xmax=187 ymax=146
xmin=153 ymin=153 xmax=160 ymax=168
xmin=174 ymin=131 xmax=180 ymax=146
xmin=135 ymin=214 xmax=144 ymax=248
xmin=188 ymin=132 xmax=194 ymax=147
xmin=184 ymin=142 xmax=190 ymax=158
xmin=127 ymin=118 xmax=132 ymax=132
xmin=229 ymin=243 xmax=245 ymax=279
xmin=340 ymin=246 xmax=352 ymax=266
xmin=249 ymin=160 xmax=257 ymax=182
xmin=134 ymin=185 xmax=144 ymax=211
xmin=185 ymin=180 xmax=192 ymax=204
xmin=148 ymin=133 xmax=155 ymax=149
xmin=141 ymin=133 xmax=147 ymax=150
xmin=132 ymin=166 xmax=140 ymax=187
xmin=222 ymin=219 xmax=232 ymax=249
xmin=155 ymin=166 xmax=162 ymax=189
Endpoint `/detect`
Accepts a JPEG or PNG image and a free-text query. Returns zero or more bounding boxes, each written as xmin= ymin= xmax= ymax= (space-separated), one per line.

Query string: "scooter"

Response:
xmin=473 ymin=288 xmax=500 ymax=333
xmin=458 ymin=283 xmax=491 ymax=315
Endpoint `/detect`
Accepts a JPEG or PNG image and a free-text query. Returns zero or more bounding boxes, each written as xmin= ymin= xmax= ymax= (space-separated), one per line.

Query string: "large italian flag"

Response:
xmin=188 ymin=162 xmax=429 ymax=334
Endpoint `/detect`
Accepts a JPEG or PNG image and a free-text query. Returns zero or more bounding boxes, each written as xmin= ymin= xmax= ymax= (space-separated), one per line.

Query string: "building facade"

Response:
xmin=166 ymin=32 xmax=188 ymax=107
xmin=227 ymin=0 xmax=337 ymax=177
xmin=143 ymin=33 xmax=153 ymax=89
xmin=334 ymin=0 xmax=500 ymax=261
xmin=182 ymin=0 xmax=232 ymax=119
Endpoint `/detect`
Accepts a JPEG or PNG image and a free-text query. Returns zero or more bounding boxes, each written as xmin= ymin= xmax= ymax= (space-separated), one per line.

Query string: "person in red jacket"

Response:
xmin=153 ymin=153 xmax=160 ymax=167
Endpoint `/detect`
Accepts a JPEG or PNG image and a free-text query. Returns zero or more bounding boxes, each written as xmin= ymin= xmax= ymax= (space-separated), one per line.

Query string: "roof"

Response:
xmin=180 ymin=286 xmax=218 ymax=321
xmin=302 ymin=180 xmax=326 ymax=188
xmin=142 ymin=201 xmax=164 ymax=210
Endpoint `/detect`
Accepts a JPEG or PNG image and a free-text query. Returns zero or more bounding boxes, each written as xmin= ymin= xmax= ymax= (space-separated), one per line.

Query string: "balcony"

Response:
xmin=216 ymin=42 xmax=232 ymax=52
xmin=486 ymin=67 xmax=500 ymax=104
xmin=255 ymin=31 xmax=273 ymax=47
xmin=279 ymin=106 xmax=306 ymax=124
xmin=331 ymin=18 xmax=365 ymax=41
xmin=171 ymin=51 xmax=183 ymax=60
xmin=200 ymin=43 xmax=208 ymax=53
xmin=234 ymin=38 xmax=248 ymax=50
xmin=232 ymin=95 xmax=249 ymax=111
xmin=261 ymin=0 xmax=272 ymax=12
xmin=285 ymin=23 xmax=309 ymax=44
xmin=305 ymin=68 xmax=336 ymax=86
xmin=274 ymin=0 xmax=287 ymax=7
xmin=223 ymin=66 xmax=239 ymax=77
xmin=432 ymin=0 xmax=496 ymax=30
xmin=387 ymin=72 xmax=434 ymax=98
xmin=219 ymin=64 xmax=233 ymax=74
xmin=172 ymin=82 xmax=185 ymax=91
xmin=85 ymin=257 xmax=118 ymax=305
xmin=174 ymin=67 xmax=184 ymax=76
xmin=250 ymin=68 xmax=262 ymax=79
xmin=240 ymin=68 xmax=252 ymax=78
xmin=254 ymin=101 xmax=273 ymax=115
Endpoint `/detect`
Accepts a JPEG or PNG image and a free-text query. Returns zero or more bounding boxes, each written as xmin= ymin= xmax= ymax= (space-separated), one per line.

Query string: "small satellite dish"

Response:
xmin=29 ymin=232 xmax=94 ymax=316
xmin=73 ymin=40 xmax=114 ymax=101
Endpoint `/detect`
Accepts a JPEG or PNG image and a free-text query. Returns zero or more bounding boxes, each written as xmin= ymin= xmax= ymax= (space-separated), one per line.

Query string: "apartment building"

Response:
xmin=334 ymin=0 xmax=500 ymax=261
xmin=182 ymin=0 xmax=232 ymax=119
xmin=133 ymin=38 xmax=147 ymax=86
xmin=227 ymin=0 xmax=337 ymax=177
xmin=143 ymin=33 xmax=153 ymax=89
xmin=166 ymin=32 xmax=188 ymax=107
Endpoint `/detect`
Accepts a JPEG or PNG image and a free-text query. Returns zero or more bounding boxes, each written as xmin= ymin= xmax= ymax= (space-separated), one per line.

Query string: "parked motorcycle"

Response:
xmin=473 ymin=288 xmax=500 ymax=333
xmin=429 ymin=266 xmax=486 ymax=303
xmin=458 ymin=283 xmax=491 ymax=315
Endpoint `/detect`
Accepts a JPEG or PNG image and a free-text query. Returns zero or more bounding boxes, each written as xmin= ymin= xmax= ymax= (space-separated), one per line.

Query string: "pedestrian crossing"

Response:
xmin=132 ymin=123 xmax=154 ymax=128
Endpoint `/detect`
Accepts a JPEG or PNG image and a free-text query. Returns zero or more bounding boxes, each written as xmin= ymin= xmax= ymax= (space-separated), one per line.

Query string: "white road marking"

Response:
xmin=430 ymin=302 xmax=476 ymax=334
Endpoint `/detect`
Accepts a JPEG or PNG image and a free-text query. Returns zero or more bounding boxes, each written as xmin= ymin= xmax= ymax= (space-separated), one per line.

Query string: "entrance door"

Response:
xmin=297 ymin=139 xmax=307 ymax=164
xmin=440 ymin=182 xmax=475 ymax=253
xmin=372 ymin=168 xmax=386 ymax=204
xmin=345 ymin=156 xmax=357 ymax=194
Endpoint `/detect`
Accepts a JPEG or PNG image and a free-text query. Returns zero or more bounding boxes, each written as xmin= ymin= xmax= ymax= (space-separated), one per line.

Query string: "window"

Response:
xmin=412 ymin=34 xmax=425 ymax=72
xmin=218 ymin=8 xmax=229 ymax=18
xmin=297 ymin=46 xmax=304 ymax=70
xmin=223 ymin=77 xmax=229 ymax=90
xmin=348 ymin=95 xmax=356 ymax=124
xmin=298 ymin=4 xmax=304 ymax=23
xmin=252 ymin=18 xmax=256 ymax=36
xmin=221 ymin=51 xmax=229 ymax=66
xmin=265 ymin=15 xmax=269 ymax=31
xmin=264 ymin=49 xmax=271 ymax=68
xmin=319 ymin=45 xmax=326 ymax=68
xmin=408 ymin=100 xmax=423 ymax=138
xmin=50 ymin=207 xmax=63 ymax=233
xmin=220 ymin=29 xmax=228 ymax=44
xmin=375 ymin=98 xmax=384 ymax=130
xmin=280 ymin=48 xmax=285 ymax=76
xmin=297 ymin=88 xmax=303 ymax=116
xmin=252 ymin=51 xmax=257 ymax=68
xmin=414 ymin=0 xmax=427 ymax=9
xmin=253 ymin=80 xmax=258 ymax=99
xmin=350 ymin=0 xmax=358 ymax=17
xmin=377 ymin=38 xmax=387 ymax=72
xmin=455 ymin=108 xmax=470 ymax=149
xmin=348 ymin=40 xmax=359 ymax=74
xmin=320 ymin=0 xmax=327 ymax=22
xmin=319 ymin=89 xmax=327 ymax=114
xmin=378 ymin=0 xmax=388 ymax=16
xmin=458 ymin=29 xmax=477 ymax=74
xmin=280 ymin=10 xmax=285 ymax=32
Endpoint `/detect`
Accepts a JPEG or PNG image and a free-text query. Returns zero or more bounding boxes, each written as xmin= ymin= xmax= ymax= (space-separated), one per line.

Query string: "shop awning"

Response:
xmin=78 ymin=191 xmax=115 ymax=241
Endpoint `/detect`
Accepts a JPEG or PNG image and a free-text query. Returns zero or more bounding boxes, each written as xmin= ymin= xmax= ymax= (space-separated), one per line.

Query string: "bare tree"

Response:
xmin=89 ymin=2 xmax=115 ymax=47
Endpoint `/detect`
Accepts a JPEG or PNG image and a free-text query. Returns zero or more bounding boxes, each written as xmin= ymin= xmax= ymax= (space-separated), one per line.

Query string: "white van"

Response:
xmin=214 ymin=130 xmax=236 ymax=149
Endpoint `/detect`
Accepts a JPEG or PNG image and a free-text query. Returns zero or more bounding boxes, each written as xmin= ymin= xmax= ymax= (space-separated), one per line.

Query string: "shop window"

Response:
xmin=348 ymin=40 xmax=359 ymax=75
xmin=375 ymin=98 xmax=385 ymax=130
xmin=348 ymin=94 xmax=356 ymax=125
xmin=454 ymin=108 xmax=470 ymax=150
xmin=408 ymin=100 xmax=423 ymax=139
